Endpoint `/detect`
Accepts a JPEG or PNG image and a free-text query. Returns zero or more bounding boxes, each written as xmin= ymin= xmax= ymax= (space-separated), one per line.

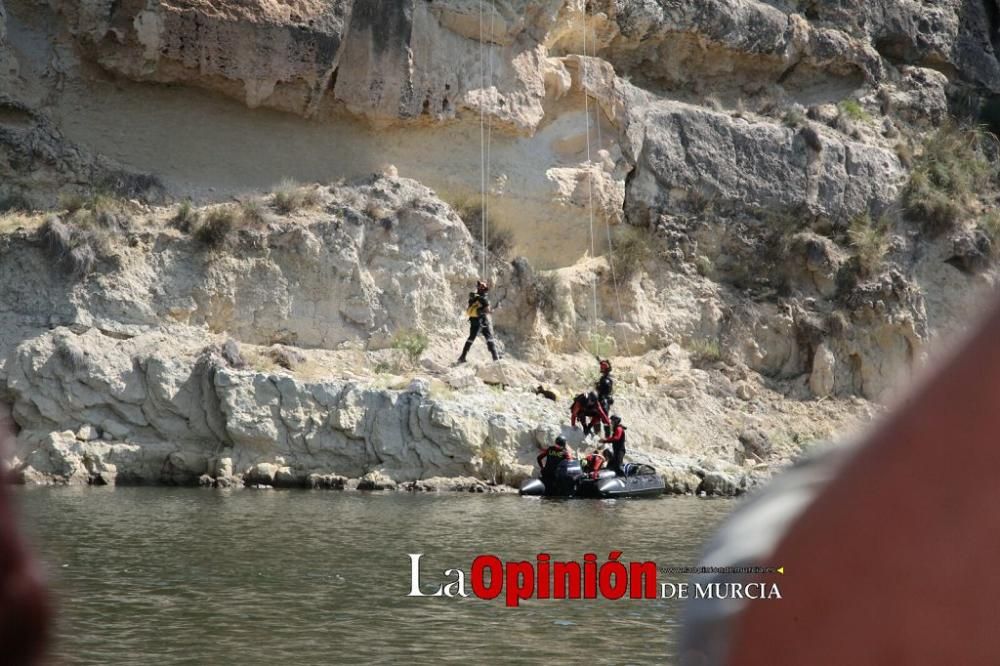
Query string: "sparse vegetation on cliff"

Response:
xmin=686 ymin=338 xmax=723 ymax=366
xmin=272 ymin=179 xmax=322 ymax=214
xmin=451 ymin=196 xmax=514 ymax=262
xmin=194 ymin=206 xmax=239 ymax=248
xmin=848 ymin=213 xmax=891 ymax=275
xmin=838 ymin=99 xmax=871 ymax=123
xmin=391 ymin=329 xmax=429 ymax=367
xmin=904 ymin=125 xmax=993 ymax=233
xmin=607 ymin=226 xmax=652 ymax=281
xmin=529 ymin=273 xmax=563 ymax=321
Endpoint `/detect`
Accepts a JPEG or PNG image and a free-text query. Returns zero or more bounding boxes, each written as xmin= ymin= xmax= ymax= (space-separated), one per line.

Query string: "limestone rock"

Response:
xmin=358 ymin=470 xmax=397 ymax=491
xmin=626 ymin=102 xmax=904 ymax=225
xmin=809 ymin=344 xmax=837 ymax=398
xmin=246 ymin=462 xmax=280 ymax=486
xmin=698 ymin=471 xmax=744 ymax=497
xmin=738 ymin=429 xmax=772 ymax=461
xmin=946 ymin=230 xmax=993 ymax=276
xmin=307 ymin=473 xmax=347 ymax=490
xmin=661 ymin=467 xmax=702 ymax=495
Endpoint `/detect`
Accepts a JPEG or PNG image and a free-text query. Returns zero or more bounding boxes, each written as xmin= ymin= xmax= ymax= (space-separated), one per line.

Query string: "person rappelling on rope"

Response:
xmin=457 ymin=280 xmax=501 ymax=363
xmin=595 ymin=359 xmax=614 ymax=437
xmin=601 ymin=415 xmax=627 ymax=476
xmin=570 ymin=391 xmax=610 ymax=438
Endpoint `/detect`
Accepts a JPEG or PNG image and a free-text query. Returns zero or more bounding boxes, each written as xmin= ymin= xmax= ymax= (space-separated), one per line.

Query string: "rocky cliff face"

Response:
xmin=1 ymin=0 xmax=998 ymax=491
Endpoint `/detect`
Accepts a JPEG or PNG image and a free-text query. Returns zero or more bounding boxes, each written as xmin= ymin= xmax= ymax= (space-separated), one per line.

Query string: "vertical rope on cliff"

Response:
xmin=588 ymin=19 xmax=631 ymax=358
xmin=597 ymin=102 xmax=632 ymax=358
xmin=581 ymin=1 xmax=598 ymax=326
xmin=485 ymin=0 xmax=496 ymax=275
xmin=479 ymin=0 xmax=487 ymax=278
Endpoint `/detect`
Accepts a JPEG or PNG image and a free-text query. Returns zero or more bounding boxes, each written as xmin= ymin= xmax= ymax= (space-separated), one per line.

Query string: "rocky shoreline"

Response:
xmin=4 ymin=326 xmax=780 ymax=498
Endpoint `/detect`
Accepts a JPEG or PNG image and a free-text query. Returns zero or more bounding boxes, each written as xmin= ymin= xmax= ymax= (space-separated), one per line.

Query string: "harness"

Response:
xmin=466 ymin=293 xmax=489 ymax=319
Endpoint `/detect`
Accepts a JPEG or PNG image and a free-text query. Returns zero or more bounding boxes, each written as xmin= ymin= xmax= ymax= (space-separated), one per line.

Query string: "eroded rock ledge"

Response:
xmin=6 ymin=327 xmax=771 ymax=496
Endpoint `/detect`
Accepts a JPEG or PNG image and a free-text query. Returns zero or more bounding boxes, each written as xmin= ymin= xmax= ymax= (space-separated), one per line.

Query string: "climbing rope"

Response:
xmin=581 ymin=4 xmax=632 ymax=359
xmin=479 ymin=0 xmax=488 ymax=278
xmin=581 ymin=6 xmax=599 ymax=325
xmin=478 ymin=1 xmax=510 ymax=370
xmin=485 ymin=0 xmax=496 ymax=278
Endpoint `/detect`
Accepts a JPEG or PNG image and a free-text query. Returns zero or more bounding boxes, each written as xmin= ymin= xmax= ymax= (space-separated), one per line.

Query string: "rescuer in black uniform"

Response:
xmin=537 ymin=435 xmax=572 ymax=493
xmin=601 ymin=415 xmax=627 ymax=476
xmin=595 ymin=359 xmax=614 ymax=437
xmin=457 ymin=280 xmax=500 ymax=363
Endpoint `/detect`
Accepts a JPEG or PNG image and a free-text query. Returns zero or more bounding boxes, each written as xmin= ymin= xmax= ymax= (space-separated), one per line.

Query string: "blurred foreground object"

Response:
xmin=682 ymin=294 xmax=1000 ymax=665
xmin=0 ymin=403 xmax=50 ymax=665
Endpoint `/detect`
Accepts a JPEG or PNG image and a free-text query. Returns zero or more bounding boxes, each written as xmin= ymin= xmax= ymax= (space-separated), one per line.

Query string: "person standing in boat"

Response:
xmin=457 ymin=280 xmax=501 ymax=363
xmin=537 ymin=435 xmax=572 ymax=492
xmin=595 ymin=359 xmax=614 ymax=437
xmin=601 ymin=415 xmax=627 ymax=476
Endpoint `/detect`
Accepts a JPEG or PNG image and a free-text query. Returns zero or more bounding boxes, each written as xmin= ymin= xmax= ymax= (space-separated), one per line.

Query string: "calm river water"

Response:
xmin=14 ymin=488 xmax=736 ymax=665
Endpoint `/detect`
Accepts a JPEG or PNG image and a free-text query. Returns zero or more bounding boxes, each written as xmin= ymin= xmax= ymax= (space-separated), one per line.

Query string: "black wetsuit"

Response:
xmin=570 ymin=394 xmax=609 ymax=437
xmin=459 ymin=292 xmax=499 ymax=362
xmin=596 ymin=372 xmax=614 ymax=436
xmin=602 ymin=425 xmax=626 ymax=476
xmin=537 ymin=445 xmax=570 ymax=493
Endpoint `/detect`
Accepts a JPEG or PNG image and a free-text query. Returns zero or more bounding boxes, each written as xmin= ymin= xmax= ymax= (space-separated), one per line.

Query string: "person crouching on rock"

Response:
xmin=570 ymin=391 xmax=610 ymax=438
xmin=596 ymin=359 xmax=614 ymax=437
xmin=601 ymin=415 xmax=627 ymax=476
xmin=457 ymin=280 xmax=500 ymax=363
xmin=582 ymin=449 xmax=606 ymax=480
xmin=537 ymin=435 xmax=572 ymax=492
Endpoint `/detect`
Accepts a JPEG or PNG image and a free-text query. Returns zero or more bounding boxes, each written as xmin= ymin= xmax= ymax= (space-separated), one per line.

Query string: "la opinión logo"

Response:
xmin=407 ymin=552 xmax=783 ymax=607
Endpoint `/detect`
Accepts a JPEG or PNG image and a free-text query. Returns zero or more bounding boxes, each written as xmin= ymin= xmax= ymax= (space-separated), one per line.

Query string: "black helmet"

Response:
xmin=587 ymin=391 xmax=598 ymax=401
xmin=599 ymin=359 xmax=611 ymax=373
xmin=476 ymin=280 xmax=489 ymax=293
xmin=554 ymin=435 xmax=567 ymax=447
xmin=610 ymin=415 xmax=621 ymax=424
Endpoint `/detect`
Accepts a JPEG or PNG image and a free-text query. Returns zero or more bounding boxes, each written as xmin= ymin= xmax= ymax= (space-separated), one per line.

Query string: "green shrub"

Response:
xmin=240 ymin=197 xmax=269 ymax=225
xmin=686 ymin=338 xmax=722 ymax=365
xmin=62 ymin=193 xmax=133 ymax=233
xmin=391 ymin=329 xmax=429 ymax=366
xmin=838 ymin=99 xmax=871 ymax=123
xmin=695 ymin=255 xmax=714 ymax=278
xmin=172 ymin=200 xmax=199 ymax=232
xmin=272 ymin=179 xmax=321 ymax=214
xmin=904 ymin=124 xmax=993 ymax=234
xmin=607 ymin=226 xmax=651 ymax=281
xmin=38 ymin=216 xmax=98 ymax=277
xmin=195 ymin=206 xmax=239 ymax=248
xmin=848 ymin=213 xmax=891 ymax=275
xmin=783 ymin=108 xmax=806 ymax=128
xmin=58 ymin=192 xmax=87 ymax=214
